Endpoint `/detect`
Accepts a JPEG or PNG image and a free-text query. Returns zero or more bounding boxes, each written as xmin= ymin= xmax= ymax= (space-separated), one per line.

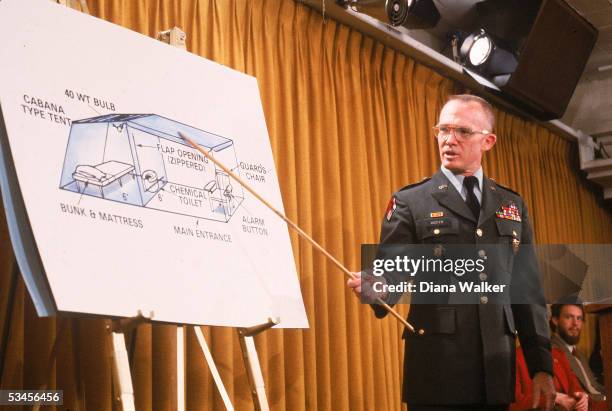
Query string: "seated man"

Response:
xmin=551 ymin=303 xmax=607 ymax=411
xmin=511 ymin=345 xmax=587 ymax=411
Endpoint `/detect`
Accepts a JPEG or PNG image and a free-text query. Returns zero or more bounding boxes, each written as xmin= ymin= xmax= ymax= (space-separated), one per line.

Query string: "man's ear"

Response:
xmin=551 ymin=317 xmax=558 ymax=328
xmin=482 ymin=133 xmax=497 ymax=152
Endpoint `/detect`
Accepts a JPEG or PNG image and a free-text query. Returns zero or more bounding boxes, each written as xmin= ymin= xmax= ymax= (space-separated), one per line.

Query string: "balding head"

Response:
xmin=445 ymin=94 xmax=495 ymax=132
xmin=436 ymin=94 xmax=497 ymax=175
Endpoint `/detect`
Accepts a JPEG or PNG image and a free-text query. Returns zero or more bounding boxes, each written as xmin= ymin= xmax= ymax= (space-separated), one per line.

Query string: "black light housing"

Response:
xmin=402 ymin=0 xmax=440 ymax=29
xmin=337 ymin=0 xmax=440 ymax=29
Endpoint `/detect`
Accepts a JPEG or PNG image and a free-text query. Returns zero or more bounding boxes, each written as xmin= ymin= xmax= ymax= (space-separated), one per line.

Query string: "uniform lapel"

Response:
xmin=430 ymin=170 xmax=477 ymax=223
xmin=478 ymin=177 xmax=504 ymax=226
xmin=573 ymin=343 xmax=605 ymax=393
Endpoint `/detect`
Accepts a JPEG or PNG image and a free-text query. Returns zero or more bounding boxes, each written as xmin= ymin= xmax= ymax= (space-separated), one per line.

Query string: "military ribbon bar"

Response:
xmin=495 ymin=203 xmax=521 ymax=222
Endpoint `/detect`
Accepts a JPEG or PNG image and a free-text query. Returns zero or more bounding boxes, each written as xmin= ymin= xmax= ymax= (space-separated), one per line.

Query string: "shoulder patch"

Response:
xmin=490 ymin=179 xmax=520 ymax=196
xmin=398 ymin=177 xmax=431 ymax=193
xmin=385 ymin=197 xmax=397 ymax=221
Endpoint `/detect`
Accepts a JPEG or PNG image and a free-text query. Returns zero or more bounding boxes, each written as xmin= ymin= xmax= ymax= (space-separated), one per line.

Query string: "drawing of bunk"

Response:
xmin=72 ymin=161 xmax=135 ymax=198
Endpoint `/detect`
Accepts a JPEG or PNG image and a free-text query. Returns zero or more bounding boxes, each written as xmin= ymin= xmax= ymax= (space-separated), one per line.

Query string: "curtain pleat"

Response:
xmin=0 ymin=1 xmax=611 ymax=410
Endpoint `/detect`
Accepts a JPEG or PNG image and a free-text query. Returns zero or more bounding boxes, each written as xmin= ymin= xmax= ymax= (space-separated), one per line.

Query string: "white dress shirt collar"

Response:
xmin=440 ymin=165 xmax=483 ymax=203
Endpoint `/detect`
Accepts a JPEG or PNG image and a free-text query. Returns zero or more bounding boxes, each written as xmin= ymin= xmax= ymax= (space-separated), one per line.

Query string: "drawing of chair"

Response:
xmin=223 ymin=184 xmax=238 ymax=215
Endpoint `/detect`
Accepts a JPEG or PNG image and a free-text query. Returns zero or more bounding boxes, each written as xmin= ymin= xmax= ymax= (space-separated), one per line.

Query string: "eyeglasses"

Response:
xmin=433 ymin=125 xmax=491 ymax=141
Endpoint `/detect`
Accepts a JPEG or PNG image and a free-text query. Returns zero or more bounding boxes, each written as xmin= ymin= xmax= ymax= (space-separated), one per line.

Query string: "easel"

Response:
xmin=3 ymin=288 xmax=276 ymax=411
xmin=154 ymin=24 xmax=277 ymax=411
xmin=109 ymin=315 xmax=278 ymax=411
xmin=2 ymin=4 xmax=277 ymax=408
xmin=7 ymin=4 xmax=279 ymax=410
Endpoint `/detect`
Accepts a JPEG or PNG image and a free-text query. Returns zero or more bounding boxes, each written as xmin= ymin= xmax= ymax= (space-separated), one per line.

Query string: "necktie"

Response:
xmin=463 ymin=176 xmax=480 ymax=220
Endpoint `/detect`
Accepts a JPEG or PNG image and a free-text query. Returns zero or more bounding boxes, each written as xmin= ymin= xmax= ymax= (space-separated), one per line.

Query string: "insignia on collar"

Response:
xmin=438 ymin=185 xmax=447 ymax=190
xmin=386 ymin=197 xmax=397 ymax=221
xmin=496 ymin=202 xmax=521 ymax=222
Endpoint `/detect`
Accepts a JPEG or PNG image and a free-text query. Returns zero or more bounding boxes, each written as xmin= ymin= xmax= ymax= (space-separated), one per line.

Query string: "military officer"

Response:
xmin=348 ymin=94 xmax=555 ymax=410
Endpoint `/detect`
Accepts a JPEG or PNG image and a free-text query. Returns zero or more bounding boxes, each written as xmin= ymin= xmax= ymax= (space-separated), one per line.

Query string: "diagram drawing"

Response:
xmin=59 ymin=114 xmax=245 ymax=222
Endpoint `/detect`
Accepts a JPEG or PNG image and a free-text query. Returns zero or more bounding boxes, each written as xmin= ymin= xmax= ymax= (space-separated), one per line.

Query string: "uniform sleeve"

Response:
xmin=511 ymin=201 xmax=553 ymax=377
xmin=370 ymin=193 xmax=416 ymax=318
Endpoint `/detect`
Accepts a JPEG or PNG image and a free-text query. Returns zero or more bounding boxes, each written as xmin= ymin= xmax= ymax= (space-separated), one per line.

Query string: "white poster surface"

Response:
xmin=0 ymin=0 xmax=308 ymax=328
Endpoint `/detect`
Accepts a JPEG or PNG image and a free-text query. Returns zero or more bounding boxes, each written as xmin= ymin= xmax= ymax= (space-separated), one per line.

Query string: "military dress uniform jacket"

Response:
xmin=372 ymin=170 xmax=552 ymax=406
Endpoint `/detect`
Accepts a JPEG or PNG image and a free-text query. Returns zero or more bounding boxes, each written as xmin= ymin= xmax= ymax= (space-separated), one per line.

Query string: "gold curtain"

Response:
xmin=1 ymin=1 xmax=611 ymax=410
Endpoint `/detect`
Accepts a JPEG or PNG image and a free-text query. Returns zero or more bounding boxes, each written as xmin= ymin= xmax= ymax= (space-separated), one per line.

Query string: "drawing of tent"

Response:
xmin=59 ymin=114 xmax=244 ymax=222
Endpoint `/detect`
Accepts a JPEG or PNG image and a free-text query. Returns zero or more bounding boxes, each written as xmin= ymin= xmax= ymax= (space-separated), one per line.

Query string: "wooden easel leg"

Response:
xmin=238 ymin=335 xmax=270 ymax=411
xmin=194 ymin=326 xmax=234 ymax=411
xmin=236 ymin=318 xmax=278 ymax=411
xmin=177 ymin=326 xmax=186 ymax=411
xmin=107 ymin=323 xmax=136 ymax=411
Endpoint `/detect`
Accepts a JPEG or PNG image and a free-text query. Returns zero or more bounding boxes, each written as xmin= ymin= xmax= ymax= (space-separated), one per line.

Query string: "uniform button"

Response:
xmin=512 ymin=230 xmax=518 ymax=237
xmin=433 ymin=228 xmax=440 ymax=235
xmin=478 ymin=249 xmax=486 ymax=258
xmin=476 ymin=228 xmax=483 ymax=237
xmin=479 ymin=272 xmax=487 ymax=281
xmin=480 ymin=296 xmax=488 ymax=304
xmin=418 ymin=328 xmax=425 ymax=335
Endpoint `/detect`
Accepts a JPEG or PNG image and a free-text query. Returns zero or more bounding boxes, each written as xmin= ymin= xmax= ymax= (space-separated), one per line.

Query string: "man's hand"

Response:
xmin=347 ymin=271 xmax=364 ymax=296
xmin=554 ymin=393 xmax=576 ymax=411
xmin=532 ymin=372 xmax=555 ymax=411
xmin=346 ymin=271 xmax=387 ymax=302
xmin=573 ymin=392 xmax=588 ymax=411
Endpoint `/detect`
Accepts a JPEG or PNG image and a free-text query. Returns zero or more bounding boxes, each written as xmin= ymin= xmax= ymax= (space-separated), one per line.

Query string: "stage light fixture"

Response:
xmin=459 ymin=29 xmax=518 ymax=81
xmin=467 ymin=34 xmax=493 ymax=66
xmin=336 ymin=0 xmax=440 ymax=29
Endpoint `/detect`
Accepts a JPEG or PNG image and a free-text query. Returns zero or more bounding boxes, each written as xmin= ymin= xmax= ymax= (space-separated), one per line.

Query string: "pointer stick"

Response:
xmin=179 ymin=132 xmax=414 ymax=333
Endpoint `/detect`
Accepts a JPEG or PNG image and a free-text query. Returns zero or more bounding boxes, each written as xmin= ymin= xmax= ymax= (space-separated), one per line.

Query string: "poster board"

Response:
xmin=0 ymin=0 xmax=308 ymax=328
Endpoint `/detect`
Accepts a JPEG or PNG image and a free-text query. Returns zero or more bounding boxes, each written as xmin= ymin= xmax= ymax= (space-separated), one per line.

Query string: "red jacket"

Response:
xmin=511 ymin=346 xmax=583 ymax=410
